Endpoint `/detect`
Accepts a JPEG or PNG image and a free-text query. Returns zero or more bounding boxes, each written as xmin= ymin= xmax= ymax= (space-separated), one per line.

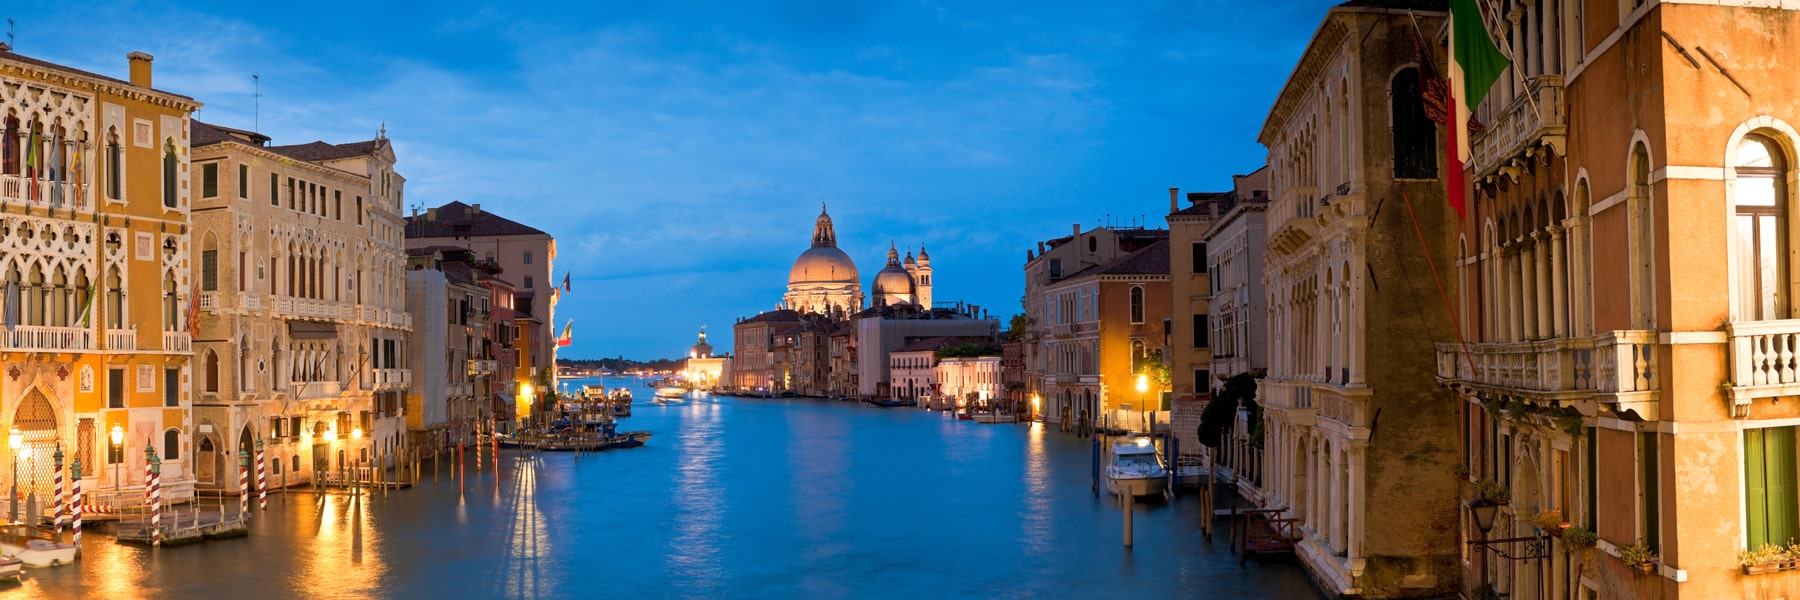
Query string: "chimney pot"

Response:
xmin=1169 ymin=188 xmax=1179 ymax=214
xmin=1072 ymin=224 xmax=1080 ymax=237
xmin=127 ymin=51 xmax=154 ymax=88
xmin=426 ymin=207 xmax=438 ymax=221
xmin=471 ymin=203 xmax=481 ymax=215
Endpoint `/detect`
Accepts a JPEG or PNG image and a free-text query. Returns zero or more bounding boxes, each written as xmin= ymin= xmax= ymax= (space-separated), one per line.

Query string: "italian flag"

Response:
xmin=557 ymin=320 xmax=573 ymax=347
xmin=1446 ymin=0 xmax=1510 ymax=220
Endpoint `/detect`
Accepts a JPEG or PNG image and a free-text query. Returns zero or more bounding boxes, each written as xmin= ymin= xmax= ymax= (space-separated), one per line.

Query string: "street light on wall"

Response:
xmin=110 ymin=425 xmax=124 ymax=491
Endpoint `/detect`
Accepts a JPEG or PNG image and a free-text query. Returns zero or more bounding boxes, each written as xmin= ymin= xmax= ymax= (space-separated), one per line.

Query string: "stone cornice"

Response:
xmin=1259 ymin=17 xmax=1351 ymax=144
xmin=0 ymin=57 xmax=201 ymax=113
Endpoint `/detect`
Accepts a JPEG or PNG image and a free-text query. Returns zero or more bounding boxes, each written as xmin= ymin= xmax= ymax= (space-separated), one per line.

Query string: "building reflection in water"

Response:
xmin=668 ymin=399 xmax=724 ymax=593
xmin=299 ymin=492 xmax=386 ymax=596
xmin=1021 ymin=422 xmax=1055 ymax=557
xmin=499 ymin=455 xmax=553 ymax=598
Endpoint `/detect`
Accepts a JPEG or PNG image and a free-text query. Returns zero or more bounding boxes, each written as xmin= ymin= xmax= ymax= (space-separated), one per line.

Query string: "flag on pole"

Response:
xmin=562 ymin=273 xmax=571 ymax=293
xmin=70 ymin=142 xmax=85 ymax=208
xmin=48 ymin=133 xmax=63 ymax=206
xmin=557 ymin=321 xmax=573 ymax=347
xmin=185 ymin=282 xmax=202 ymax=338
xmin=76 ymin=289 xmax=96 ymax=328
xmin=24 ymin=127 xmax=38 ymax=202
xmin=1446 ymin=0 xmax=1510 ymax=220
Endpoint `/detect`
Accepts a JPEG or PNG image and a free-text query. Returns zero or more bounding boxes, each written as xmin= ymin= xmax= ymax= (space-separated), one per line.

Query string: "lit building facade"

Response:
xmin=1021 ymin=226 xmax=1166 ymax=426
xmin=187 ymin=120 xmax=412 ymax=489
xmin=1255 ymin=4 xmax=1459 ymax=597
xmin=1040 ymin=238 xmax=1171 ymax=431
xmin=0 ymin=49 xmax=201 ymax=499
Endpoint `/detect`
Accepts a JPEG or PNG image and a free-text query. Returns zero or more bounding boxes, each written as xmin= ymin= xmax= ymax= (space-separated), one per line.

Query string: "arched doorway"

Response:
xmin=196 ymin=419 xmax=223 ymax=487
xmin=12 ymin=389 xmax=57 ymax=498
xmin=237 ymin=425 xmax=254 ymax=485
xmin=1292 ymin=435 xmax=1310 ymax=523
xmin=1512 ymin=454 xmax=1546 ymax=600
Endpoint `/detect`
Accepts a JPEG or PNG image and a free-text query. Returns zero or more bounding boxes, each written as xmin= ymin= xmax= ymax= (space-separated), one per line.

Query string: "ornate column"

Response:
xmin=1347 ymin=440 xmax=1368 ymax=561
xmin=1534 ymin=229 xmax=1553 ymax=339
xmin=1520 ymin=236 xmax=1538 ymax=340
xmin=1548 ymin=225 xmax=1567 ymax=338
xmin=1522 ymin=1 xmax=1539 ymax=78
xmin=1567 ymin=215 xmax=1591 ymax=336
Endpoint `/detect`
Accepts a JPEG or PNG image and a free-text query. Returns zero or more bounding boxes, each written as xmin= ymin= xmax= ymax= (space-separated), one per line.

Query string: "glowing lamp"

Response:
xmin=110 ymin=425 xmax=125 ymax=447
xmin=1135 ymin=374 xmax=1149 ymax=394
xmin=7 ymin=429 xmax=19 ymax=451
xmin=352 ymin=427 xmax=364 ymax=440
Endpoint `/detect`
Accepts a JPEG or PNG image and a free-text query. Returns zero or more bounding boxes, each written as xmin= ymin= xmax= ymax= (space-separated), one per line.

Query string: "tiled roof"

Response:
xmin=740 ymin=309 xmax=802 ymax=325
xmin=1171 ymin=191 xmax=1233 ymax=217
xmin=405 ymin=201 xmax=547 ymax=238
xmin=265 ymin=138 xmax=386 ymax=162
xmin=0 ymin=50 xmax=196 ymax=101
xmin=1100 ymin=239 xmax=1170 ymax=276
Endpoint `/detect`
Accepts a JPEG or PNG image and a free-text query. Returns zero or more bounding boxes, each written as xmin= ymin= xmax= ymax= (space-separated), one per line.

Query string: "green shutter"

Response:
xmin=1769 ymin=427 xmax=1799 ymax=546
xmin=1748 ymin=428 xmax=1770 ymax=548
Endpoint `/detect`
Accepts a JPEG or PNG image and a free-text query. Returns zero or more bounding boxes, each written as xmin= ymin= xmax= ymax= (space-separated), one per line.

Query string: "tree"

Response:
xmin=1197 ymin=372 xmax=1257 ymax=449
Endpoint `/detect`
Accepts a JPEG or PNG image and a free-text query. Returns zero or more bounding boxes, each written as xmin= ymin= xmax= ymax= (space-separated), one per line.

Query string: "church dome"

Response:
xmin=790 ymin=246 xmax=859 ymax=285
xmin=872 ymin=242 xmax=916 ymax=305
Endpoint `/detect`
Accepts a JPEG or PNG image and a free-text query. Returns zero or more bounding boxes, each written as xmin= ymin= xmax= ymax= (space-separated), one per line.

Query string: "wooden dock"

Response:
xmin=114 ymin=509 xmax=249 ymax=546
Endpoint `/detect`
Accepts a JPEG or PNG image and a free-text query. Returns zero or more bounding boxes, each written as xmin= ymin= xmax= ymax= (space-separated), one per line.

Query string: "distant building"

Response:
xmin=404 ymin=247 xmax=492 ymax=456
xmin=731 ymin=309 xmax=802 ymax=392
xmin=1021 ymin=225 xmax=1167 ymax=426
xmin=405 ymin=201 xmax=557 ymax=413
xmin=1040 ymin=238 xmax=1171 ymax=430
xmin=854 ymin=304 xmax=999 ymax=397
xmin=682 ymin=327 xmax=728 ymax=389
xmin=785 ymin=205 xmax=863 ymax=316
xmin=935 ymin=354 xmax=1002 ymax=410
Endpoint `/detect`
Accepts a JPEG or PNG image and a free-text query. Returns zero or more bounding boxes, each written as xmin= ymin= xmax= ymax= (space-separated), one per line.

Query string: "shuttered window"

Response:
xmin=1746 ymin=427 xmax=1799 ymax=549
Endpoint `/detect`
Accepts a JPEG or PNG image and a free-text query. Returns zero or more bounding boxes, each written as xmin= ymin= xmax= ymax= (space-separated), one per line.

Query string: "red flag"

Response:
xmin=557 ymin=320 xmax=573 ymax=347
xmin=185 ymin=282 xmax=201 ymax=338
xmin=561 ymin=273 xmax=570 ymax=293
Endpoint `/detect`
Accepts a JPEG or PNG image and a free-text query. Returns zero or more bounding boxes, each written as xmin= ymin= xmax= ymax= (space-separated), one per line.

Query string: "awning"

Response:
xmin=289 ymin=321 xmax=339 ymax=339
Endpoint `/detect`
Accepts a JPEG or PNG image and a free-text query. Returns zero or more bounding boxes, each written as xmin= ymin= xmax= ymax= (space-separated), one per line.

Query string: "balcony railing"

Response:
xmin=1594 ymin=330 xmax=1658 ymax=418
xmin=106 ymin=328 xmax=136 ymax=351
xmin=162 ymin=331 xmax=192 ymax=353
xmin=372 ymin=368 xmax=410 ymax=390
xmin=290 ymin=380 xmax=342 ymax=400
xmin=1470 ymin=75 xmax=1565 ymax=178
xmin=0 ymin=173 xmax=91 ymax=212
xmin=467 ymin=359 xmax=496 ymax=375
xmin=1261 ymin=380 xmax=1313 ymax=410
xmin=3 ymin=325 xmax=94 ymax=351
xmin=1435 ymin=337 xmax=1595 ymax=394
xmin=243 ymin=294 xmax=261 ymax=312
xmin=1727 ymin=319 xmax=1800 ymax=408
xmin=199 ymin=292 xmax=219 ymax=312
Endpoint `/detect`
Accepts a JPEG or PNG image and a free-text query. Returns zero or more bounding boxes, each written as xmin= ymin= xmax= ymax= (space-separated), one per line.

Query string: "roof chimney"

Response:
xmin=1072 ymin=223 xmax=1081 ymax=237
xmin=471 ymin=203 xmax=482 ymax=216
xmin=426 ymin=207 xmax=438 ymax=221
xmin=127 ymin=51 xmax=154 ymax=88
xmin=1169 ymin=188 xmax=1179 ymax=214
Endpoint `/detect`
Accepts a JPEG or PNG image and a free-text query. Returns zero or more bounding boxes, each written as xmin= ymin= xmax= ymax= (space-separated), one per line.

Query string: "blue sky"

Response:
xmin=10 ymin=1 xmax=1339 ymax=358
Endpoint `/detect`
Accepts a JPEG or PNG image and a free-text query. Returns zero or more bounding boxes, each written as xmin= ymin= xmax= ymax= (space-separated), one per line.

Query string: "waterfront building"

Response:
xmin=0 ymin=49 xmax=201 ymax=498
xmin=1001 ymin=336 xmax=1025 ymax=414
xmin=405 ymin=201 xmax=556 ymax=413
xmin=853 ymin=303 xmax=998 ymax=397
xmin=682 ymin=327 xmax=728 ymax=389
xmin=1168 ymin=188 xmax=1226 ymax=454
xmin=479 ymin=272 xmax=515 ymax=432
xmin=187 ymin=120 xmax=412 ymax=488
xmin=730 ymin=309 xmax=802 ymax=392
xmin=888 ymin=339 xmax=938 ymax=405
xmin=1039 ymin=238 xmax=1171 ymax=430
xmin=1252 ymin=3 xmax=1459 ymax=597
xmin=403 ymin=248 xmax=492 ymax=455
xmin=1201 ymin=171 xmax=1273 ymax=482
xmin=1020 ymin=225 xmax=1167 ymax=427
xmin=827 ymin=322 xmax=855 ymax=397
xmin=1430 ymin=1 xmax=1800 ymax=597
xmin=935 ymin=353 xmax=1002 ymax=410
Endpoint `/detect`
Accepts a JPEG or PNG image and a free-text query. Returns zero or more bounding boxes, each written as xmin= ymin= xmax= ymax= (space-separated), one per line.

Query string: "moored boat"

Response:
xmin=0 ymin=538 xmax=77 ymax=567
xmin=1104 ymin=437 xmax=1168 ymax=498
xmin=0 ymin=555 xmax=20 ymax=580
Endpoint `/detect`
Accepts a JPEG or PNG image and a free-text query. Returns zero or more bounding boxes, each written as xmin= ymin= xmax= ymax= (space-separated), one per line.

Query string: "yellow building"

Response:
xmin=0 ymin=49 xmax=201 ymax=502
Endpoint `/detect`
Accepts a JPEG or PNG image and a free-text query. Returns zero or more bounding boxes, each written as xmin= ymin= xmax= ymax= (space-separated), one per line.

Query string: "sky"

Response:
xmin=8 ymin=0 xmax=1343 ymax=359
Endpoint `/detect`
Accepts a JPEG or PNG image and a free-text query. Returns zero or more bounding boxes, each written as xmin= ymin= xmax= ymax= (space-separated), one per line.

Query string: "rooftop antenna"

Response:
xmin=252 ymin=74 xmax=261 ymax=132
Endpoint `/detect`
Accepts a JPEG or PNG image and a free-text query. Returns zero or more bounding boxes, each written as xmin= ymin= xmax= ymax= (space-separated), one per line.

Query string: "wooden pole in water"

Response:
xmin=1123 ymin=491 xmax=1134 ymax=548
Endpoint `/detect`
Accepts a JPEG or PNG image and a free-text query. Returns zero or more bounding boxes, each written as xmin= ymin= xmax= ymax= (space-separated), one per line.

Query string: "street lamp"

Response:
xmin=7 ymin=428 xmax=20 ymax=523
xmin=109 ymin=425 xmax=125 ymax=491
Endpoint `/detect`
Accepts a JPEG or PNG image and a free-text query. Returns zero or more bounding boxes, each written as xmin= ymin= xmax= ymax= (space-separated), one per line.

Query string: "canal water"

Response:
xmin=18 ymin=376 xmax=1318 ymax=599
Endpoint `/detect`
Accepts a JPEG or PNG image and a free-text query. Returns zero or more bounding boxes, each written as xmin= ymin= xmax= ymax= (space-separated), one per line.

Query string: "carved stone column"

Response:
xmin=1549 ymin=225 xmax=1567 ymax=338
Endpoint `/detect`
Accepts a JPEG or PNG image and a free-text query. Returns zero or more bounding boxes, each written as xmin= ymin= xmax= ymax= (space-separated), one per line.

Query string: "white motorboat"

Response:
xmin=0 ymin=555 xmax=20 ymax=580
xmin=2 ymin=538 xmax=77 ymax=567
xmin=654 ymin=386 xmax=685 ymax=400
xmin=1105 ymin=437 xmax=1168 ymax=498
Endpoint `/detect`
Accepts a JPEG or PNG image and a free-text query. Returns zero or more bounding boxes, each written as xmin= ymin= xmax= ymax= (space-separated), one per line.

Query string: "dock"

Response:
xmin=113 ymin=508 xmax=249 ymax=547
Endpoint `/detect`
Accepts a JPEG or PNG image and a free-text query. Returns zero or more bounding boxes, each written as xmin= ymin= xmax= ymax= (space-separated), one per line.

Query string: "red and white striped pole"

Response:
xmin=237 ymin=448 xmax=249 ymax=519
xmin=146 ymin=444 xmax=161 ymax=548
xmin=52 ymin=446 xmax=64 ymax=542
xmin=69 ymin=459 xmax=82 ymax=549
xmin=255 ymin=438 xmax=267 ymax=512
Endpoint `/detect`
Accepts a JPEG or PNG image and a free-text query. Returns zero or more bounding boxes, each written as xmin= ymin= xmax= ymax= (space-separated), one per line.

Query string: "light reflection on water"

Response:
xmin=15 ymin=377 xmax=1319 ymax=599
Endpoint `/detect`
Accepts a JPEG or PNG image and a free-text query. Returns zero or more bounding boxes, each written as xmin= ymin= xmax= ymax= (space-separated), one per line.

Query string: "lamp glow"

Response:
xmin=1134 ymin=437 xmax=1151 ymax=447
xmin=352 ymin=427 xmax=363 ymax=440
xmin=7 ymin=429 xmax=20 ymax=451
xmin=324 ymin=428 xmax=337 ymax=442
xmin=110 ymin=425 xmax=124 ymax=447
xmin=1135 ymin=373 xmax=1149 ymax=394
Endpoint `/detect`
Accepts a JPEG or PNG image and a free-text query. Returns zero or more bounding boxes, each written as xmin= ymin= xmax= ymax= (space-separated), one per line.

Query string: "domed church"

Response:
xmin=872 ymin=242 xmax=933 ymax=309
xmin=785 ymin=205 xmax=865 ymax=316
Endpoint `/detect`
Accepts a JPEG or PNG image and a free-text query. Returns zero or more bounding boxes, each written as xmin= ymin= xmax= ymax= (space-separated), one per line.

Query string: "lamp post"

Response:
xmin=1135 ymin=373 xmax=1150 ymax=433
xmin=1467 ymin=497 xmax=1499 ymax=592
xmin=324 ymin=427 xmax=337 ymax=487
xmin=7 ymin=428 xmax=19 ymax=524
xmin=109 ymin=425 xmax=124 ymax=492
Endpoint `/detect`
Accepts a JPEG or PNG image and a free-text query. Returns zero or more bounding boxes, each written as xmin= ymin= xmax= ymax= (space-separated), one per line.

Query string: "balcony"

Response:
xmin=199 ymin=292 xmax=219 ymax=312
xmin=1594 ymin=330 xmax=1659 ymax=419
xmin=105 ymin=328 xmax=136 ymax=351
xmin=1434 ymin=337 xmax=1595 ymax=398
xmin=3 ymin=325 xmax=94 ymax=351
xmin=162 ymin=331 xmax=192 ymax=353
xmin=467 ymin=359 xmax=496 ymax=375
xmin=1727 ymin=319 xmax=1800 ymax=412
xmin=243 ymin=294 xmax=261 ymax=312
xmin=372 ymin=368 xmax=410 ymax=390
xmin=1470 ymin=75 xmax=1565 ymax=178
xmin=1261 ymin=380 xmax=1314 ymax=411
xmin=290 ymin=380 xmax=343 ymax=401
xmin=0 ymin=174 xmax=91 ymax=213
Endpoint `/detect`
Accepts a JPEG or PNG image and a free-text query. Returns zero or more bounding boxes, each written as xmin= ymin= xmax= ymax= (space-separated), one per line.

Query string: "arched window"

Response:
xmin=1733 ymin=134 xmax=1789 ymax=321
xmin=239 ymin=337 xmax=252 ymax=393
xmin=1629 ymin=143 xmax=1656 ymax=329
xmin=106 ymin=129 xmax=122 ymax=200
xmin=162 ymin=138 xmax=178 ymax=208
xmin=163 ymin=428 xmax=181 ymax=460
xmin=1129 ymin=286 xmax=1145 ymax=323
xmin=204 ymin=349 xmax=219 ymax=392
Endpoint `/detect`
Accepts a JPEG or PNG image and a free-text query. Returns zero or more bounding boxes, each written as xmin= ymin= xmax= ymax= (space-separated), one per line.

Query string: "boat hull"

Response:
xmin=972 ymin=413 xmax=1011 ymax=423
xmin=1 ymin=540 xmax=77 ymax=567
xmin=1105 ymin=475 xmax=1167 ymax=498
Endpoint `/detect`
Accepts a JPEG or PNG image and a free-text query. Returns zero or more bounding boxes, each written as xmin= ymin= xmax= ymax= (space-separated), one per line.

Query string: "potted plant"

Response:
xmin=1531 ymin=509 xmax=1567 ymax=537
xmin=1620 ymin=541 xmax=1656 ymax=575
xmin=1561 ymin=526 xmax=1597 ymax=551
xmin=1739 ymin=542 xmax=1800 ymax=575
xmin=1473 ymin=478 xmax=1510 ymax=503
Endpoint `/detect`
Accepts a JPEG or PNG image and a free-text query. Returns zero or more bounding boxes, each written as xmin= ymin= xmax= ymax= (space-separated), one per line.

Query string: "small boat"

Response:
xmin=864 ymin=398 xmax=911 ymax=408
xmin=1174 ymin=455 xmax=1208 ymax=487
xmin=973 ymin=411 xmax=1011 ymax=424
xmin=0 ymin=555 xmax=20 ymax=580
xmin=1105 ymin=437 xmax=1168 ymax=498
xmin=655 ymin=386 xmax=685 ymax=400
xmin=1 ymin=538 xmax=77 ymax=567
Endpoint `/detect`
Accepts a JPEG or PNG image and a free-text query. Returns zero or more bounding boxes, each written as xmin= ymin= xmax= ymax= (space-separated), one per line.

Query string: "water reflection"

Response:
xmin=667 ymin=395 xmax=724 ymax=594
xmin=498 ymin=455 xmax=552 ymax=598
xmin=1021 ymin=422 xmax=1055 ymax=558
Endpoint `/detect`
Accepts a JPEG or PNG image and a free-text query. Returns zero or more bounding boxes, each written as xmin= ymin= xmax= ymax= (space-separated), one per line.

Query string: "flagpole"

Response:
xmin=1400 ymin=190 xmax=1479 ymax=383
xmin=1472 ymin=0 xmax=1543 ymax=124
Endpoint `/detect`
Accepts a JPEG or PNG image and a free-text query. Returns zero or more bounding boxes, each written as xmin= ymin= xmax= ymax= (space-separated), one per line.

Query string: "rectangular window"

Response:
xmin=108 ymin=369 xmax=125 ymax=409
xmin=334 ymin=190 xmax=342 ymax=220
xmin=1585 ymin=427 xmax=1597 ymax=529
xmin=1048 ymin=259 xmax=1062 ymax=279
xmin=1745 ymin=426 xmax=1799 ymax=550
xmin=1192 ymin=243 xmax=1206 ymax=273
xmin=238 ymin=164 xmax=248 ymax=198
xmin=107 ymin=141 xmax=122 ymax=200
xmin=270 ymin=173 xmax=278 ymax=206
xmin=1193 ymin=314 xmax=1209 ymax=348
xmin=287 ymin=177 xmax=295 ymax=209
xmin=201 ymin=163 xmax=218 ymax=197
xmin=356 ymin=196 xmax=363 ymax=225
xmin=290 ymin=416 xmax=303 ymax=440
xmin=201 ymin=250 xmax=218 ymax=291
xmin=238 ymin=251 xmax=246 ymax=291
xmin=165 ymin=368 xmax=180 ymax=407
xmin=524 ymin=251 xmax=534 ymax=265
xmin=1640 ymin=432 xmax=1661 ymax=552
xmin=1195 ymin=369 xmax=1210 ymax=394
xmin=525 ymin=276 xmax=534 ymax=289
